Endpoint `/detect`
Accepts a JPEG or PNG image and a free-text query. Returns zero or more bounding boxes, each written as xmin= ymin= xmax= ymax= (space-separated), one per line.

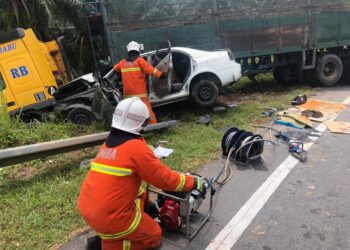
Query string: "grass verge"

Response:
xmin=0 ymin=75 xmax=312 ymax=249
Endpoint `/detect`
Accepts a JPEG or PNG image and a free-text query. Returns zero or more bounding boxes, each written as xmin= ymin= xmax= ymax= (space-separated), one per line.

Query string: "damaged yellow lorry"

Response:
xmin=0 ymin=28 xmax=71 ymax=119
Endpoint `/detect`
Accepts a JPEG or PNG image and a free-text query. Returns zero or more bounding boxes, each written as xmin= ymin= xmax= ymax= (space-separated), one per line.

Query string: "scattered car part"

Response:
xmin=261 ymin=108 xmax=276 ymax=117
xmin=301 ymin=109 xmax=323 ymax=118
xmin=291 ymin=95 xmax=307 ymax=105
xmin=197 ymin=114 xmax=211 ymax=125
xmin=213 ymin=106 xmax=227 ymax=113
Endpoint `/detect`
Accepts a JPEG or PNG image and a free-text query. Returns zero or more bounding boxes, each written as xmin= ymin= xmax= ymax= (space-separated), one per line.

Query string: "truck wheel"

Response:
xmin=316 ymin=54 xmax=343 ymax=86
xmin=67 ymin=108 xmax=95 ymax=126
xmin=191 ymin=80 xmax=219 ymax=107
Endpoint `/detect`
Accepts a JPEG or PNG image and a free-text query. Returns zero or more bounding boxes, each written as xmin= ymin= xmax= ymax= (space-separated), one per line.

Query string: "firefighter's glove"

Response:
xmin=160 ymin=72 xmax=167 ymax=79
xmin=193 ymin=177 xmax=206 ymax=198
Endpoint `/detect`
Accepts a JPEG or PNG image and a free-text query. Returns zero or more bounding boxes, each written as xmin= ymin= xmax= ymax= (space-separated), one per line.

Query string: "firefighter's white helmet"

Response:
xmin=111 ymin=97 xmax=150 ymax=135
xmin=126 ymin=41 xmax=140 ymax=52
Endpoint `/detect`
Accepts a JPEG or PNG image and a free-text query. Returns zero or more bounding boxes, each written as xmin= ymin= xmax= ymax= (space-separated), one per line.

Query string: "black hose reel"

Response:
xmin=221 ymin=127 xmax=264 ymax=164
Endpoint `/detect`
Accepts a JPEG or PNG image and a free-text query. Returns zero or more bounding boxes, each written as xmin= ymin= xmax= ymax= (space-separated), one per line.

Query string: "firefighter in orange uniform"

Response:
xmin=114 ymin=41 xmax=166 ymax=124
xmin=78 ymin=97 xmax=204 ymax=250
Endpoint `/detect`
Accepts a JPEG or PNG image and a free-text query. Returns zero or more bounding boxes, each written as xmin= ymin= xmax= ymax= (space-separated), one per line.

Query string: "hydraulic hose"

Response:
xmin=214 ymin=127 xmax=275 ymax=186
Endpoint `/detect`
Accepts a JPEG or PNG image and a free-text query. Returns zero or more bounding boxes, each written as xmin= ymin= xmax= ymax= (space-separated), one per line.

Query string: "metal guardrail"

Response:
xmin=0 ymin=120 xmax=177 ymax=168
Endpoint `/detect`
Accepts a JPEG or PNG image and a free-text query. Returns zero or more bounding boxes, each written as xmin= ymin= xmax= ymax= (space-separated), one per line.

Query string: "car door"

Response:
xmin=150 ymin=42 xmax=173 ymax=99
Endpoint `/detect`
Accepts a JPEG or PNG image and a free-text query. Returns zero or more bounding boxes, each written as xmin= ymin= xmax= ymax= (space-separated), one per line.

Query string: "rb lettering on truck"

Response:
xmin=0 ymin=28 xmax=71 ymax=119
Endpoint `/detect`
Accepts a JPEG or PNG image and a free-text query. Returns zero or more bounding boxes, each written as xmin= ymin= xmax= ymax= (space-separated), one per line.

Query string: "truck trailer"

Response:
xmin=86 ymin=0 xmax=350 ymax=86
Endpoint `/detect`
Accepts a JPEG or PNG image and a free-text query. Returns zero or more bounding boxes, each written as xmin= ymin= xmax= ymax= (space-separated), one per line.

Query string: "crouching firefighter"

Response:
xmin=78 ymin=97 xmax=204 ymax=250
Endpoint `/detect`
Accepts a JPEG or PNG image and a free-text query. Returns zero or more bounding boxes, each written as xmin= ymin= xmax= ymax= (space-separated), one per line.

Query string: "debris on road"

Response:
xmin=197 ymin=115 xmax=211 ymax=125
xmin=213 ymin=106 xmax=227 ymax=113
xmin=291 ymin=95 xmax=307 ymax=105
xmin=153 ymin=146 xmax=174 ymax=158
xmin=301 ymin=109 xmax=323 ymax=119
xmin=79 ymin=159 xmax=92 ymax=169
xmin=324 ymin=121 xmax=350 ymax=134
xmin=261 ymin=108 xmax=276 ymax=117
xmin=275 ymin=112 xmax=312 ymax=129
xmin=298 ymin=99 xmax=346 ymax=122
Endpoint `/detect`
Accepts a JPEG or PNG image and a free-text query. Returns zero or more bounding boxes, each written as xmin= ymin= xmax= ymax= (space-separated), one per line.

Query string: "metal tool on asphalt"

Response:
xmin=288 ymin=140 xmax=307 ymax=162
xmin=275 ymin=131 xmax=308 ymax=162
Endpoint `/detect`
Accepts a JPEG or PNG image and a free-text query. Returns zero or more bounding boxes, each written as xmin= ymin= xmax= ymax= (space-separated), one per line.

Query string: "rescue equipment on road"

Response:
xmin=147 ymin=174 xmax=215 ymax=239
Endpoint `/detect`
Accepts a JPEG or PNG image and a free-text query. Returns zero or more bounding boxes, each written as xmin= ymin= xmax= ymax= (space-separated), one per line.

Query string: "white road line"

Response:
xmin=342 ymin=95 xmax=350 ymax=105
xmin=205 ymin=96 xmax=349 ymax=250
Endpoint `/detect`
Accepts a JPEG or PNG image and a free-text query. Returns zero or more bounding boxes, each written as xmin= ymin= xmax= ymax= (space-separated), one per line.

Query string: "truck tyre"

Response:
xmin=67 ymin=108 xmax=95 ymax=126
xmin=191 ymin=80 xmax=219 ymax=107
xmin=316 ymin=54 xmax=343 ymax=86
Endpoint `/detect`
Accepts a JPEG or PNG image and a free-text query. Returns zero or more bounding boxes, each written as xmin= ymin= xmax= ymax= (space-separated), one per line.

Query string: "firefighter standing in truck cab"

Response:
xmin=78 ymin=97 xmax=204 ymax=250
xmin=114 ymin=41 xmax=166 ymax=124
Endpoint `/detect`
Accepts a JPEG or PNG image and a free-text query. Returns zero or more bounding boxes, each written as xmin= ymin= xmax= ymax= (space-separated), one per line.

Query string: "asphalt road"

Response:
xmin=61 ymin=85 xmax=350 ymax=250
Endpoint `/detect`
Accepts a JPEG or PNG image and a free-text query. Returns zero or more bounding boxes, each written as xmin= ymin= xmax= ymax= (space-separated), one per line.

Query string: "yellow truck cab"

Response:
xmin=0 ymin=28 xmax=65 ymax=117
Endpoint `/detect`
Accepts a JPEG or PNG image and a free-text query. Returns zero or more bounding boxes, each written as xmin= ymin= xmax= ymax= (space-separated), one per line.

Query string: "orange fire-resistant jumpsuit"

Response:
xmin=78 ymin=135 xmax=194 ymax=250
xmin=114 ymin=57 xmax=162 ymax=124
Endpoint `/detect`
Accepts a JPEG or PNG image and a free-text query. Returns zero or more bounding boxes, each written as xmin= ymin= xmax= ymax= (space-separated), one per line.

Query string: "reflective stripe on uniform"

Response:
xmin=91 ymin=162 xmax=132 ymax=177
xmin=123 ymin=240 xmax=131 ymax=250
xmin=97 ymin=198 xmax=142 ymax=239
xmin=137 ymin=186 xmax=145 ymax=197
xmin=124 ymin=93 xmax=148 ymax=98
xmin=152 ymin=68 xmax=158 ymax=77
xmin=175 ymin=174 xmax=185 ymax=191
xmin=121 ymin=67 xmax=141 ymax=73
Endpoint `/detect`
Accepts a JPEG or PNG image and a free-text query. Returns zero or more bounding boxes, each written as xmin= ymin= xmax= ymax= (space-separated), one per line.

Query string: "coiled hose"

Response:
xmin=214 ymin=127 xmax=274 ymax=186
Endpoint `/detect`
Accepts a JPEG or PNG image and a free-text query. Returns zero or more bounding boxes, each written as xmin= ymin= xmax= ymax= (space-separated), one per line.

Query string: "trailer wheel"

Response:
xmin=316 ymin=54 xmax=343 ymax=86
xmin=67 ymin=108 xmax=95 ymax=126
xmin=191 ymin=80 xmax=219 ymax=107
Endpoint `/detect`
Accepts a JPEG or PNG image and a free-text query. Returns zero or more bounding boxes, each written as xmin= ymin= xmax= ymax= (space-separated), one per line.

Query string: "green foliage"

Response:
xmin=0 ymin=91 xmax=10 ymax=124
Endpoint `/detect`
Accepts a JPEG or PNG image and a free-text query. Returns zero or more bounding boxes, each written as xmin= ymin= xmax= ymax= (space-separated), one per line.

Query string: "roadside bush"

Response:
xmin=0 ymin=91 xmax=10 ymax=124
